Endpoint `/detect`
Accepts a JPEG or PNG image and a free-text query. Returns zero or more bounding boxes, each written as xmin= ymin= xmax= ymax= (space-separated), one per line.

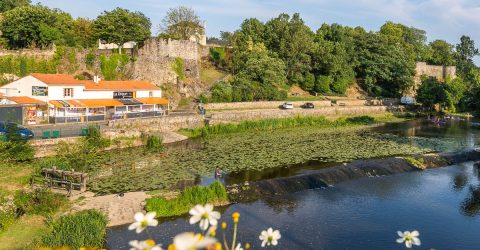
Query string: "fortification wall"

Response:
xmin=415 ymin=62 xmax=456 ymax=83
xmin=133 ymin=38 xmax=200 ymax=85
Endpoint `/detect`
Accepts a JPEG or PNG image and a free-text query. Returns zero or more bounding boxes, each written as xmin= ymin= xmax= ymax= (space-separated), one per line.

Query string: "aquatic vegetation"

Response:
xmin=404 ymin=157 xmax=426 ymax=170
xmin=179 ymin=115 xmax=378 ymax=138
xmin=90 ymin=125 xmax=457 ymax=194
xmin=145 ymin=182 xmax=228 ymax=217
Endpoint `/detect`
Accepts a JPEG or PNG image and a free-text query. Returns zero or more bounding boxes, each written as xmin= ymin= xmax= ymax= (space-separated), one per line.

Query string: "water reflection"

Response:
xmin=461 ymin=186 xmax=480 ymax=217
xmin=453 ymin=173 xmax=468 ymax=191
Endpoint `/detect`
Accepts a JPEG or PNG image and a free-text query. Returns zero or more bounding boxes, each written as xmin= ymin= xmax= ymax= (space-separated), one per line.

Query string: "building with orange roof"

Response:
xmin=0 ymin=74 xmax=169 ymax=124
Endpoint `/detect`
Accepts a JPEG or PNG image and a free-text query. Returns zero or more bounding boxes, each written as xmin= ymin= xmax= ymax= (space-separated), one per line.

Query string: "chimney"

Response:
xmin=93 ymin=75 xmax=101 ymax=85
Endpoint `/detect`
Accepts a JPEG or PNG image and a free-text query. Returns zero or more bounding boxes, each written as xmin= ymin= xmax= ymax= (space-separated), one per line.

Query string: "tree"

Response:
xmin=428 ymin=40 xmax=455 ymax=66
xmin=455 ymin=35 xmax=479 ymax=78
xmin=160 ymin=6 xmax=204 ymax=40
xmin=263 ymin=13 xmax=315 ymax=84
xmin=0 ymin=5 xmax=74 ymax=48
xmin=94 ymin=7 xmax=151 ymax=52
xmin=354 ymin=32 xmax=416 ymax=97
xmin=315 ymin=75 xmax=332 ymax=93
xmin=379 ymin=21 xmax=428 ymax=61
xmin=301 ymin=73 xmax=315 ymax=91
xmin=0 ymin=0 xmax=30 ymax=13
xmin=73 ymin=18 xmax=96 ymax=48
xmin=416 ymin=77 xmax=448 ymax=111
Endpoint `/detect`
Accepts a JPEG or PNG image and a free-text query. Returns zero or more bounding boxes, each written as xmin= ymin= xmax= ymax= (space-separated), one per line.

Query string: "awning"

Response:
xmin=117 ymin=98 xmax=143 ymax=105
xmin=50 ymin=99 xmax=123 ymax=108
xmin=78 ymin=99 xmax=123 ymax=107
xmin=136 ymin=97 xmax=169 ymax=105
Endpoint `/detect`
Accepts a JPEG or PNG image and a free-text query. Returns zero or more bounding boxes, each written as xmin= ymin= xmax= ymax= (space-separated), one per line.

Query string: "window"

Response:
xmin=63 ymin=88 xmax=73 ymax=97
xmin=149 ymin=91 xmax=153 ymax=97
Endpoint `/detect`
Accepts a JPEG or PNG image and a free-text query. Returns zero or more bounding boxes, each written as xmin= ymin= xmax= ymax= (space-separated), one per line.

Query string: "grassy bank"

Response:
xmin=40 ymin=210 xmax=108 ymax=250
xmin=146 ymin=182 xmax=228 ymax=217
xmin=179 ymin=115 xmax=378 ymax=138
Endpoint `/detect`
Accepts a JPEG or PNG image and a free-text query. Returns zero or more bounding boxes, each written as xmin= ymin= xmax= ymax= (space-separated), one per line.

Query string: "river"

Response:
xmin=107 ymin=118 xmax=480 ymax=249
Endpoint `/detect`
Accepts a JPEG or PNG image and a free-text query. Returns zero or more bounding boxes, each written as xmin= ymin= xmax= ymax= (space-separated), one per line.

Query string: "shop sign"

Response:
xmin=32 ymin=86 xmax=48 ymax=96
xmin=113 ymin=92 xmax=134 ymax=99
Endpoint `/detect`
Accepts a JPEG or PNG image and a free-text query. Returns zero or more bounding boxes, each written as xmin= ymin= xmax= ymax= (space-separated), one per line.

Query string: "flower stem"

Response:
xmin=231 ymin=223 xmax=238 ymax=250
xmin=223 ymin=227 xmax=230 ymax=250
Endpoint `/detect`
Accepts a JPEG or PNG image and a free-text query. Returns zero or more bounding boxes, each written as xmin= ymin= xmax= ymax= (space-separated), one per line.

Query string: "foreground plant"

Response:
xmin=396 ymin=230 xmax=421 ymax=248
xmin=259 ymin=228 xmax=281 ymax=247
xmin=129 ymin=239 xmax=163 ymax=250
xmin=128 ymin=211 xmax=158 ymax=233
xmin=189 ymin=204 xmax=221 ymax=231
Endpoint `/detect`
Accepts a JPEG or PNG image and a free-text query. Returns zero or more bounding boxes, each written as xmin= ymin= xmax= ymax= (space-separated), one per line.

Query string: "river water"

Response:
xmin=107 ymin=118 xmax=480 ymax=249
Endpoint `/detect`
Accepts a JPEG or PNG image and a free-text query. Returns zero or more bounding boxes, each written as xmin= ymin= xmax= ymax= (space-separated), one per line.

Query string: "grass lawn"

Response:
xmin=200 ymin=67 xmax=228 ymax=85
xmin=0 ymin=163 xmax=34 ymax=192
xmin=0 ymin=215 xmax=47 ymax=250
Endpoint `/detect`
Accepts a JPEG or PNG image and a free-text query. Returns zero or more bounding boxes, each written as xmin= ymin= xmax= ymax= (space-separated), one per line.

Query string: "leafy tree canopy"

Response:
xmin=160 ymin=6 xmax=204 ymax=40
xmin=94 ymin=7 xmax=151 ymax=48
xmin=0 ymin=0 xmax=30 ymax=13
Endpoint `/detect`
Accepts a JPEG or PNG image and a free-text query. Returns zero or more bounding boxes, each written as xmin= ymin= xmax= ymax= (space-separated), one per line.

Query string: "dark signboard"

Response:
xmin=32 ymin=86 xmax=48 ymax=96
xmin=113 ymin=92 xmax=134 ymax=99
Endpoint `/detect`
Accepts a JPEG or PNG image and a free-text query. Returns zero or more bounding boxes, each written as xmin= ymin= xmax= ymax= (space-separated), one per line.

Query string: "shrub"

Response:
xmin=14 ymin=189 xmax=68 ymax=216
xmin=345 ymin=116 xmax=375 ymax=125
xmin=85 ymin=124 xmax=111 ymax=149
xmin=41 ymin=210 xmax=108 ymax=250
xmin=0 ymin=124 xmax=35 ymax=162
xmin=146 ymin=181 xmax=228 ymax=217
xmin=145 ymin=134 xmax=164 ymax=152
xmin=172 ymin=57 xmax=185 ymax=80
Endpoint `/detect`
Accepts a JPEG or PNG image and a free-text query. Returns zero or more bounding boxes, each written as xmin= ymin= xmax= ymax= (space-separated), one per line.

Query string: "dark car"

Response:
xmin=301 ymin=102 xmax=315 ymax=109
xmin=0 ymin=122 xmax=34 ymax=139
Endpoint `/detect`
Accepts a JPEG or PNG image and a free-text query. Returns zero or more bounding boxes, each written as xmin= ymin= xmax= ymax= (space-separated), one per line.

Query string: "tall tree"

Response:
xmin=94 ymin=7 xmax=151 ymax=51
xmin=160 ymin=6 xmax=204 ymax=40
xmin=455 ymin=35 xmax=479 ymax=78
xmin=0 ymin=0 xmax=30 ymax=13
xmin=428 ymin=40 xmax=455 ymax=66
xmin=263 ymin=13 xmax=315 ymax=84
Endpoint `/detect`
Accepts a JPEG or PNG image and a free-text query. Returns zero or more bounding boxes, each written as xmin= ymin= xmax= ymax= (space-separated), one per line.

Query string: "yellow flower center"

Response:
xmin=141 ymin=220 xmax=149 ymax=227
xmin=232 ymin=212 xmax=240 ymax=223
xmin=405 ymin=235 xmax=412 ymax=241
xmin=146 ymin=239 xmax=156 ymax=246
xmin=202 ymin=213 xmax=209 ymax=219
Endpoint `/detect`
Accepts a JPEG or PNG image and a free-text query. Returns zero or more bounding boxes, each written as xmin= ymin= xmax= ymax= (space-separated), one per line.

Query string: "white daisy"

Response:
xmin=235 ymin=243 xmax=243 ymax=250
xmin=189 ymin=204 xmax=221 ymax=231
xmin=129 ymin=239 xmax=163 ymax=250
xmin=396 ymin=230 xmax=421 ymax=248
xmin=173 ymin=232 xmax=217 ymax=250
xmin=259 ymin=228 xmax=281 ymax=247
xmin=128 ymin=212 xmax=158 ymax=234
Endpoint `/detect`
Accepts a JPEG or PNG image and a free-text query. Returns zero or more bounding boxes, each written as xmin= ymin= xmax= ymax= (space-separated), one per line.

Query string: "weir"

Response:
xmin=232 ymin=149 xmax=480 ymax=200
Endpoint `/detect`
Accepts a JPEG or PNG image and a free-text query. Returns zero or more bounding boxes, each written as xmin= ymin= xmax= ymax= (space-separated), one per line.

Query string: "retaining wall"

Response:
xmin=209 ymin=106 xmax=388 ymax=124
xmin=204 ymin=101 xmax=332 ymax=110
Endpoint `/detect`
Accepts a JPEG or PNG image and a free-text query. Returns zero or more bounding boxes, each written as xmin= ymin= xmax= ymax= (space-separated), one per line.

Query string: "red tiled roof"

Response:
xmin=31 ymin=73 xmax=82 ymax=85
xmin=7 ymin=96 xmax=46 ymax=105
xmin=83 ymin=80 xmax=160 ymax=91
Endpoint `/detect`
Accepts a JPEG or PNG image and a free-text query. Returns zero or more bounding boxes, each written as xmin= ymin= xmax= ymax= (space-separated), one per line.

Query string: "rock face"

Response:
xmin=133 ymin=38 xmax=202 ymax=99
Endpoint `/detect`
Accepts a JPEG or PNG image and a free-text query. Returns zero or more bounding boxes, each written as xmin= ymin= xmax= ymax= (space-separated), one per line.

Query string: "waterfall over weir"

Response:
xmin=232 ymin=149 xmax=480 ymax=200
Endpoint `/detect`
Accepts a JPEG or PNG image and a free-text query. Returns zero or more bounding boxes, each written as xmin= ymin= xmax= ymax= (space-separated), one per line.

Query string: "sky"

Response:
xmin=39 ymin=0 xmax=480 ymax=64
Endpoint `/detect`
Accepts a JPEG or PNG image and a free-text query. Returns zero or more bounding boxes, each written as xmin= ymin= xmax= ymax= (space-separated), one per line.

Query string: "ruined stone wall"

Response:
xmin=415 ymin=62 xmax=456 ymax=83
xmin=133 ymin=38 xmax=200 ymax=85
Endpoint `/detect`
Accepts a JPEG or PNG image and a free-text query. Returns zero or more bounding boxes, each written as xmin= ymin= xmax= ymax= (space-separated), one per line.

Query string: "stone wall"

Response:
xmin=415 ymin=62 xmax=456 ymax=82
xmin=208 ymin=106 xmax=388 ymax=124
xmin=133 ymin=38 xmax=200 ymax=85
xmin=204 ymin=100 xmax=333 ymax=110
xmin=111 ymin=114 xmax=205 ymax=132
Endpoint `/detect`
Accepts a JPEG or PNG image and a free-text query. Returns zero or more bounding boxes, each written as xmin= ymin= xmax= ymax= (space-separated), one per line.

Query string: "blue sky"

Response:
xmin=40 ymin=0 xmax=480 ymax=63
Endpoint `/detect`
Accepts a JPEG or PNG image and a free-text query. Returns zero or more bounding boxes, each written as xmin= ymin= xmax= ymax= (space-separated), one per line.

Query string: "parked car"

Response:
xmin=301 ymin=102 xmax=315 ymax=109
xmin=281 ymin=102 xmax=294 ymax=109
xmin=0 ymin=122 xmax=34 ymax=139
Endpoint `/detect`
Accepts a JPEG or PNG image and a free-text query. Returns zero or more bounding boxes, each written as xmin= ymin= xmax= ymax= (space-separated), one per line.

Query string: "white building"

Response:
xmin=0 ymin=74 xmax=169 ymax=124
